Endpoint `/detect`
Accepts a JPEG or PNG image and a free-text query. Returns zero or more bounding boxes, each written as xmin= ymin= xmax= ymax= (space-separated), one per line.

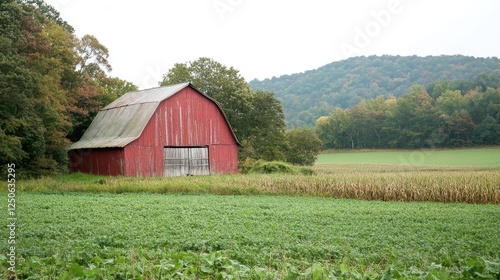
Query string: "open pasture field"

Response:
xmin=2 ymin=193 xmax=500 ymax=279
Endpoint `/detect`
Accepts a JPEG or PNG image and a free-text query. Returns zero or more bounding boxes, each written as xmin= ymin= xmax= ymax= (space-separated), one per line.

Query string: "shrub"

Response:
xmin=239 ymin=157 xmax=257 ymax=174
xmin=249 ymin=160 xmax=314 ymax=175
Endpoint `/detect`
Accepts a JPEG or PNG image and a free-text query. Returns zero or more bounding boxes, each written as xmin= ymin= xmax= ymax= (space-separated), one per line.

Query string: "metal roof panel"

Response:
xmin=69 ymin=102 xmax=158 ymax=149
xmin=69 ymin=83 xmax=190 ymax=150
xmin=104 ymin=83 xmax=189 ymax=109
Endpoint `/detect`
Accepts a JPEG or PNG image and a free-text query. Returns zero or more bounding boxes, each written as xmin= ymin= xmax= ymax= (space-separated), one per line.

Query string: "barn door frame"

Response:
xmin=164 ymin=146 xmax=210 ymax=176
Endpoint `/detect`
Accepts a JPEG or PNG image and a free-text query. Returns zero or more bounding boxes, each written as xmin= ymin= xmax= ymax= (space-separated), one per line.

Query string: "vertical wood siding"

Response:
xmin=68 ymin=148 xmax=125 ymax=176
xmin=209 ymin=144 xmax=238 ymax=174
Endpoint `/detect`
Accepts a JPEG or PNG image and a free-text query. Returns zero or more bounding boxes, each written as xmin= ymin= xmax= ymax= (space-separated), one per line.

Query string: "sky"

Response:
xmin=45 ymin=0 xmax=500 ymax=89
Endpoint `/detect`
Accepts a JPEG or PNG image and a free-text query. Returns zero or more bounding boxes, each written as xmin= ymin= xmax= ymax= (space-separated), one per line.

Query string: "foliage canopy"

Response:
xmin=0 ymin=0 xmax=137 ymax=176
xmin=316 ymin=75 xmax=500 ymax=149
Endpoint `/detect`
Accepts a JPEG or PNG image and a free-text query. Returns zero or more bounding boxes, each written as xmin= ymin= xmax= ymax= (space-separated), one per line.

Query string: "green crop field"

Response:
xmin=3 ymin=148 xmax=500 ymax=278
xmin=1 ymin=193 xmax=500 ymax=279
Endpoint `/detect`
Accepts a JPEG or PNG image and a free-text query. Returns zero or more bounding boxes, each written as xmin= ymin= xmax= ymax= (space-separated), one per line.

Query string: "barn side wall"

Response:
xmin=68 ymin=148 xmax=125 ymax=176
xmin=123 ymin=146 xmax=160 ymax=177
xmin=209 ymin=144 xmax=238 ymax=174
xmin=124 ymin=87 xmax=238 ymax=176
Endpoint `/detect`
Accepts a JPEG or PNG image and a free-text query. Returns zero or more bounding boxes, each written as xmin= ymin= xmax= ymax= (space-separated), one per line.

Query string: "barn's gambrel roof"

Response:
xmin=69 ymin=83 xmax=240 ymax=150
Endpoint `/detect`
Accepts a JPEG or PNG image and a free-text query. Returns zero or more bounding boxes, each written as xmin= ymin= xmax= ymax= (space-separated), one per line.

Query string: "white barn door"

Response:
xmin=188 ymin=147 xmax=210 ymax=176
xmin=164 ymin=147 xmax=209 ymax=176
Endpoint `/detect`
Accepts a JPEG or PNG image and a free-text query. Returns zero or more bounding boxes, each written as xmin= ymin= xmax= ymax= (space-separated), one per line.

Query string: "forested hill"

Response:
xmin=249 ymin=55 xmax=500 ymax=127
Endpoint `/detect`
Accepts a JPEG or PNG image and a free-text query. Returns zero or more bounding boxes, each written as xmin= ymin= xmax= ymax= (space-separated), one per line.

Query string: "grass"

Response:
xmin=1 ymin=193 xmax=499 ymax=278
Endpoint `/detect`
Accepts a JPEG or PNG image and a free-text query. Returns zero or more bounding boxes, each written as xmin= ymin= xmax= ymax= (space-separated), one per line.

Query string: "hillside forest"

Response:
xmin=250 ymin=55 xmax=500 ymax=128
xmin=250 ymin=55 xmax=500 ymax=150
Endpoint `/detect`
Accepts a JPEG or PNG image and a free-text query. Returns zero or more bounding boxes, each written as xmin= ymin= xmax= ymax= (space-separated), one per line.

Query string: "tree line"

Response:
xmin=316 ymin=73 xmax=500 ymax=149
xmin=0 ymin=0 xmax=137 ymax=176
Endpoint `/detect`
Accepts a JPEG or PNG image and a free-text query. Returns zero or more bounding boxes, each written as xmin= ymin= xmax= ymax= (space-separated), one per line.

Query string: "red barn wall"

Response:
xmin=123 ymin=87 xmax=239 ymax=176
xmin=68 ymin=148 xmax=125 ymax=176
xmin=209 ymin=144 xmax=238 ymax=174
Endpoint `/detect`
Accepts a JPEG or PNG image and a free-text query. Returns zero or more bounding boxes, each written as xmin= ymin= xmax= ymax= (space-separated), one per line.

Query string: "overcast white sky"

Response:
xmin=46 ymin=0 xmax=500 ymax=89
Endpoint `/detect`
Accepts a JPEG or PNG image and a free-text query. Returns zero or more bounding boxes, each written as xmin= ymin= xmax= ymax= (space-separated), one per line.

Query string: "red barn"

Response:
xmin=68 ymin=83 xmax=241 ymax=176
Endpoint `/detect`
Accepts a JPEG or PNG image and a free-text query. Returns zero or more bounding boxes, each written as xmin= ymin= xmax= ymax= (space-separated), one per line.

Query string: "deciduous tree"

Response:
xmin=161 ymin=57 xmax=287 ymax=162
xmin=0 ymin=0 xmax=136 ymax=175
xmin=284 ymin=128 xmax=322 ymax=166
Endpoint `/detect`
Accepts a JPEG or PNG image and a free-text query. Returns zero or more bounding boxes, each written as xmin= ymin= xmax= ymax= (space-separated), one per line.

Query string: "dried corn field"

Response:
xmin=252 ymin=167 xmax=499 ymax=203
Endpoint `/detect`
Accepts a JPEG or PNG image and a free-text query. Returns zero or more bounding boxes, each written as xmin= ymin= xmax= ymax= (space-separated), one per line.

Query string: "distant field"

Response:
xmin=316 ymin=148 xmax=500 ymax=167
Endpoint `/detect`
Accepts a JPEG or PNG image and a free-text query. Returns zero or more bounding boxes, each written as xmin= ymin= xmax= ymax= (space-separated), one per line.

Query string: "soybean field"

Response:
xmin=1 ymin=193 xmax=500 ymax=279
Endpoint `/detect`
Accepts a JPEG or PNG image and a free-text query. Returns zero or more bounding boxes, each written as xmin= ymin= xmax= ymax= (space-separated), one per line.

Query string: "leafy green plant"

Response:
xmin=249 ymin=160 xmax=314 ymax=175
